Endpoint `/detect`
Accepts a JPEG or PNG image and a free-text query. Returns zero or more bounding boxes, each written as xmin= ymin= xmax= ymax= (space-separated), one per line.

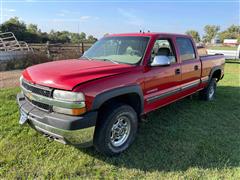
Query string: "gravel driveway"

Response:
xmin=0 ymin=70 xmax=22 ymax=89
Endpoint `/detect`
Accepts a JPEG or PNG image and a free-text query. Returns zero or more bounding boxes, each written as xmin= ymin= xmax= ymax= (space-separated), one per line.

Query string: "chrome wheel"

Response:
xmin=209 ymin=84 xmax=215 ymax=99
xmin=110 ymin=116 xmax=131 ymax=147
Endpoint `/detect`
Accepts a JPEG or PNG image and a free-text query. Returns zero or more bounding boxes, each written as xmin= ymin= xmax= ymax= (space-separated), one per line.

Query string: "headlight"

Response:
xmin=52 ymin=106 xmax=86 ymax=116
xmin=53 ymin=90 xmax=86 ymax=116
xmin=53 ymin=90 xmax=85 ymax=102
xmin=20 ymin=75 xmax=23 ymax=84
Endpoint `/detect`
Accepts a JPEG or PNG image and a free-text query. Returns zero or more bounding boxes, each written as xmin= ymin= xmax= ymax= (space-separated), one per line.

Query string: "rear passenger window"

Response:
xmin=176 ymin=37 xmax=196 ymax=61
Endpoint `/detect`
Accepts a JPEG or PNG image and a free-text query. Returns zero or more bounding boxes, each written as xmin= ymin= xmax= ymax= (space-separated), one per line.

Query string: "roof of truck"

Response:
xmin=106 ymin=32 xmax=191 ymax=38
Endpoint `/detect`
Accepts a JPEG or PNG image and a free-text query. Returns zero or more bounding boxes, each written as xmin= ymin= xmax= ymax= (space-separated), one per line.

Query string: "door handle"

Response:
xmin=175 ymin=68 xmax=181 ymax=75
xmin=194 ymin=65 xmax=199 ymax=71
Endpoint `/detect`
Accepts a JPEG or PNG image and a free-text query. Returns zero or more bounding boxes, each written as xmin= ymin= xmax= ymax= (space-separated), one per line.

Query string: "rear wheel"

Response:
xmin=93 ymin=103 xmax=138 ymax=156
xmin=199 ymin=78 xmax=217 ymax=101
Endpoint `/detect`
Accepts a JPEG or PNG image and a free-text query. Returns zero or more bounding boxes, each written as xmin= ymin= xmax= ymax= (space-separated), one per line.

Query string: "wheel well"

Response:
xmin=98 ymin=93 xmax=142 ymax=116
xmin=211 ymin=69 xmax=222 ymax=81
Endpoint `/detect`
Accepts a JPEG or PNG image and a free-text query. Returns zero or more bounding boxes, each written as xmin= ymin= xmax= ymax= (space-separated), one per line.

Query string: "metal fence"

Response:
xmin=0 ymin=32 xmax=32 ymax=61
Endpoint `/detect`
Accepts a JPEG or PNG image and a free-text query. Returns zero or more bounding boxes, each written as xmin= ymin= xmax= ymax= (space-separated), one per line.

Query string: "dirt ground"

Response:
xmin=0 ymin=70 xmax=22 ymax=89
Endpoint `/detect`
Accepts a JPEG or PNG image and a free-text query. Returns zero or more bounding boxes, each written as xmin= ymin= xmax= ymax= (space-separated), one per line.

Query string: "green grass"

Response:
xmin=1 ymin=63 xmax=240 ymax=179
xmin=208 ymin=46 xmax=238 ymax=51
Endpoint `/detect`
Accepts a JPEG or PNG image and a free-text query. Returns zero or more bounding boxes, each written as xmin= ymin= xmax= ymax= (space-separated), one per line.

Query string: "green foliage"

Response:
xmin=219 ymin=25 xmax=240 ymax=42
xmin=0 ymin=17 xmax=97 ymax=43
xmin=27 ymin=24 xmax=40 ymax=34
xmin=203 ymin=25 xmax=220 ymax=43
xmin=70 ymin=32 xmax=87 ymax=43
xmin=0 ymin=17 xmax=27 ymax=41
xmin=0 ymin=63 xmax=240 ymax=179
xmin=3 ymin=53 xmax=52 ymax=71
xmin=185 ymin=30 xmax=201 ymax=42
xmin=87 ymin=35 xmax=98 ymax=42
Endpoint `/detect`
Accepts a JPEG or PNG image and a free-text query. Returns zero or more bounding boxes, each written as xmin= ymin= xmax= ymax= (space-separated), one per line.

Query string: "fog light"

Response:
xmin=53 ymin=106 xmax=86 ymax=116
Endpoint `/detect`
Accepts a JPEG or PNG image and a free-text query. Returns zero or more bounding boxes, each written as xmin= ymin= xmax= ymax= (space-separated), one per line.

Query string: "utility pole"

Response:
xmin=0 ymin=0 xmax=3 ymax=25
xmin=78 ymin=23 xmax=81 ymax=54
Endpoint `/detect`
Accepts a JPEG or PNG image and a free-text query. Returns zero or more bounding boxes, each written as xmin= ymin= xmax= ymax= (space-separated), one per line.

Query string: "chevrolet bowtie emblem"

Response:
xmin=26 ymin=92 xmax=33 ymax=100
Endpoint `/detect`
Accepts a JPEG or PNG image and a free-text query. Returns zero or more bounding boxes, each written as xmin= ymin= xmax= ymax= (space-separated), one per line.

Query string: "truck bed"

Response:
xmin=200 ymin=54 xmax=225 ymax=78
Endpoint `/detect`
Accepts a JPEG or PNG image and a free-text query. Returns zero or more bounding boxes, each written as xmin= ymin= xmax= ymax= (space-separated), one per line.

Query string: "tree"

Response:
xmin=185 ymin=30 xmax=200 ymax=42
xmin=0 ymin=17 xmax=98 ymax=44
xmin=219 ymin=25 xmax=240 ymax=42
xmin=48 ymin=30 xmax=71 ymax=43
xmin=203 ymin=25 xmax=220 ymax=43
xmin=87 ymin=35 xmax=97 ymax=42
xmin=27 ymin=24 xmax=39 ymax=34
xmin=70 ymin=32 xmax=90 ymax=43
xmin=0 ymin=17 xmax=27 ymax=41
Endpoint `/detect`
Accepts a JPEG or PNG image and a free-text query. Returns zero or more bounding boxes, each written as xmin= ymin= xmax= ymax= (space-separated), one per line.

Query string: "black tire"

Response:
xmin=199 ymin=78 xmax=217 ymax=101
xmin=93 ymin=103 xmax=138 ymax=156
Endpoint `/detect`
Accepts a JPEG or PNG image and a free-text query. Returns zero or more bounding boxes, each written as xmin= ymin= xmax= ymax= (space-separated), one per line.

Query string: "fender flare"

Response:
xmin=209 ymin=66 xmax=222 ymax=81
xmin=91 ymin=85 xmax=144 ymax=113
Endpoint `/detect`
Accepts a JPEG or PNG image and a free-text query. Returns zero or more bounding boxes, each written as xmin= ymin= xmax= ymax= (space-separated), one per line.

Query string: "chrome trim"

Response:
xmin=29 ymin=116 xmax=95 ymax=146
xmin=147 ymin=80 xmax=200 ymax=103
xmin=147 ymin=88 xmax=180 ymax=103
xmin=201 ymin=76 xmax=209 ymax=83
xmin=21 ymin=78 xmax=52 ymax=96
xmin=21 ymin=85 xmax=85 ymax=109
xmin=181 ymin=80 xmax=200 ymax=91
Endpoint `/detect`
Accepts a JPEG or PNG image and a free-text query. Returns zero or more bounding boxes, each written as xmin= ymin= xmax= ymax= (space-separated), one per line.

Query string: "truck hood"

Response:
xmin=22 ymin=59 xmax=134 ymax=90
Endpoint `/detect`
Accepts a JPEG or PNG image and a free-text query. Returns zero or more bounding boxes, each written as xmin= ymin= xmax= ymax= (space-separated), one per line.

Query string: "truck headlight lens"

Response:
xmin=53 ymin=106 xmax=86 ymax=116
xmin=53 ymin=90 xmax=86 ymax=115
xmin=20 ymin=75 xmax=23 ymax=84
xmin=53 ymin=90 xmax=85 ymax=102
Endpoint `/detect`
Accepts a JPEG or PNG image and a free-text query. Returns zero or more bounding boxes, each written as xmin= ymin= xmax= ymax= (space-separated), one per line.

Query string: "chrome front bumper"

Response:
xmin=29 ymin=118 xmax=95 ymax=146
xmin=17 ymin=93 xmax=97 ymax=147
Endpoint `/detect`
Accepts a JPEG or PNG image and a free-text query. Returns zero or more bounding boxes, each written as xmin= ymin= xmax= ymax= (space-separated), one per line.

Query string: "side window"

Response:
xmin=151 ymin=39 xmax=176 ymax=64
xmin=176 ymin=37 xmax=196 ymax=61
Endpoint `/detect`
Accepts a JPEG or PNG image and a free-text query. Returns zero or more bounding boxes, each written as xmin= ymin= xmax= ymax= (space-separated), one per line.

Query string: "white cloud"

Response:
xmin=56 ymin=13 xmax=65 ymax=17
xmin=4 ymin=8 xmax=16 ymax=12
xmin=118 ymin=8 xmax=144 ymax=27
xmin=48 ymin=16 xmax=98 ymax=23
xmin=79 ymin=16 xmax=91 ymax=21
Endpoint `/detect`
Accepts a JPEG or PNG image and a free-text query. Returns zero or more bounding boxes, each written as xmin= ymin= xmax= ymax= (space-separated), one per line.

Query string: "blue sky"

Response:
xmin=1 ymin=0 xmax=239 ymax=38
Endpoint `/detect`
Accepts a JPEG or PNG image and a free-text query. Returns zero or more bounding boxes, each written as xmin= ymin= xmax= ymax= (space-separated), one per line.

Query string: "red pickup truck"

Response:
xmin=17 ymin=33 xmax=225 ymax=156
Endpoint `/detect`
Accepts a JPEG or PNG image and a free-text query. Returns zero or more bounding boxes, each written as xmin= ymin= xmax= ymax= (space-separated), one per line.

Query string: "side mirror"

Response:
xmin=150 ymin=55 xmax=171 ymax=67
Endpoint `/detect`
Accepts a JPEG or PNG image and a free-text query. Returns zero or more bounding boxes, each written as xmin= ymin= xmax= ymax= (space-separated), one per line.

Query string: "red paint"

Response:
xmin=22 ymin=33 xmax=225 ymax=114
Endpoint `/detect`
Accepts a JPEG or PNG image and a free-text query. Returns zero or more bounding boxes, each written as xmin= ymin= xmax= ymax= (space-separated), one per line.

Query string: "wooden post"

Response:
xmin=81 ymin=42 xmax=84 ymax=54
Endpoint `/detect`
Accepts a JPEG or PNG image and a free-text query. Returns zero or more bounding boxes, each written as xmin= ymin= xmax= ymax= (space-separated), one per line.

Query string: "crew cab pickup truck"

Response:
xmin=17 ymin=33 xmax=225 ymax=156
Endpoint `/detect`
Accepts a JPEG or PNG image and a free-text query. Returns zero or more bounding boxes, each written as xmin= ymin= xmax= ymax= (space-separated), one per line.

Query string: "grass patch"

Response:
xmin=208 ymin=46 xmax=238 ymax=51
xmin=0 ymin=63 xmax=240 ymax=179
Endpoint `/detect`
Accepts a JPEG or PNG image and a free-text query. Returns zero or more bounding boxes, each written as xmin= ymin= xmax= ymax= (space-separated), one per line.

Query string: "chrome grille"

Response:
xmin=21 ymin=79 xmax=53 ymax=111
xmin=25 ymin=96 xmax=51 ymax=111
xmin=21 ymin=80 xmax=52 ymax=97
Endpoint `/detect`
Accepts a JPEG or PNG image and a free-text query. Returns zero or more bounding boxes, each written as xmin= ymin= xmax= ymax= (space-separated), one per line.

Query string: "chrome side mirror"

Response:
xmin=151 ymin=55 xmax=171 ymax=66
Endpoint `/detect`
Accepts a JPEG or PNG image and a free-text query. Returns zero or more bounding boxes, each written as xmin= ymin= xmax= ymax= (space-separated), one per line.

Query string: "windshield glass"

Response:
xmin=83 ymin=36 xmax=149 ymax=64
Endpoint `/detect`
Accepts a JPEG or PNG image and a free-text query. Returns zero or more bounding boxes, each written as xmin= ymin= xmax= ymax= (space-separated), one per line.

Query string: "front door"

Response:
xmin=144 ymin=38 xmax=181 ymax=113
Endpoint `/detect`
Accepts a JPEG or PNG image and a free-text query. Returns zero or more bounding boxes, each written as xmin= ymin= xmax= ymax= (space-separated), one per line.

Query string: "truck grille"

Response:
xmin=21 ymin=79 xmax=53 ymax=111
xmin=26 ymin=97 xmax=51 ymax=111
xmin=22 ymin=80 xmax=52 ymax=97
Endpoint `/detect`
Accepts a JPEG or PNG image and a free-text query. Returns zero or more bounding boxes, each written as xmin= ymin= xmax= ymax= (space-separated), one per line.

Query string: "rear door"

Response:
xmin=175 ymin=37 xmax=201 ymax=93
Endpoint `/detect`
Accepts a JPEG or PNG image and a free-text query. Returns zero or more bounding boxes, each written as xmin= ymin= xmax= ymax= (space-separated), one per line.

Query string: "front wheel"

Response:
xmin=199 ymin=78 xmax=217 ymax=101
xmin=93 ymin=103 xmax=138 ymax=156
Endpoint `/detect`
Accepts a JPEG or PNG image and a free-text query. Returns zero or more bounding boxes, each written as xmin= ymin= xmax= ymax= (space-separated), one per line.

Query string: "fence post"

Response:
xmin=46 ymin=41 xmax=50 ymax=58
xmin=81 ymin=42 xmax=84 ymax=54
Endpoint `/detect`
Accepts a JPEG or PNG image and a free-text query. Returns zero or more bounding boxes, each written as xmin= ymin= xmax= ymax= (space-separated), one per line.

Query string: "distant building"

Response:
xmin=211 ymin=37 xmax=221 ymax=44
xmin=223 ymin=39 xmax=238 ymax=46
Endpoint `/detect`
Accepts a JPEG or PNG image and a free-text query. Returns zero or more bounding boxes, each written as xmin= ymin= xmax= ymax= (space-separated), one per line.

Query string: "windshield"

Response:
xmin=83 ymin=36 xmax=149 ymax=64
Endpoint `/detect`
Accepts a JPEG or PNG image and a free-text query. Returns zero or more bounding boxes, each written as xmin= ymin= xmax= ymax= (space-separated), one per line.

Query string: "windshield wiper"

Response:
xmin=80 ymin=55 xmax=93 ymax=61
xmin=98 ymin=58 xmax=119 ymax=64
